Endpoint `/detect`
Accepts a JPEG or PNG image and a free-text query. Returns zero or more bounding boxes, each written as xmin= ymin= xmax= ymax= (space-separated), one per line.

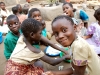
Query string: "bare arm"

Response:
xmin=41 ymin=36 xmax=69 ymax=54
xmin=1 ymin=16 xmax=6 ymax=26
xmin=40 ymin=54 xmax=70 ymax=66
xmin=72 ymin=62 xmax=86 ymax=75
xmin=82 ymin=34 xmax=93 ymax=39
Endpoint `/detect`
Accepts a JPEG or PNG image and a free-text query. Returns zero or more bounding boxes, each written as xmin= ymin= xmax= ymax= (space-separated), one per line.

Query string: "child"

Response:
xmin=22 ymin=4 xmax=30 ymax=15
xmin=28 ymin=8 xmax=52 ymax=40
xmin=12 ymin=6 xmax=27 ymax=23
xmin=4 ymin=18 xmax=70 ymax=75
xmin=22 ymin=6 xmax=29 ymax=15
xmin=84 ymin=8 xmax=100 ymax=55
xmin=4 ymin=15 xmax=21 ymax=59
xmin=0 ymin=2 xmax=10 ymax=34
xmin=62 ymin=2 xmax=89 ymax=29
xmin=16 ymin=4 xmax=22 ymax=14
xmin=76 ymin=19 xmax=87 ymax=37
xmin=45 ymin=15 xmax=100 ymax=75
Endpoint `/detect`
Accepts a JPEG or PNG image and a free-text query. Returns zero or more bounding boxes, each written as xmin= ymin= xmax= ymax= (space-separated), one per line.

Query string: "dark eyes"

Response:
xmin=15 ymin=22 xmax=18 ymax=25
xmin=62 ymin=28 xmax=67 ymax=33
xmin=54 ymin=28 xmax=67 ymax=37
xmin=8 ymin=22 xmax=18 ymax=27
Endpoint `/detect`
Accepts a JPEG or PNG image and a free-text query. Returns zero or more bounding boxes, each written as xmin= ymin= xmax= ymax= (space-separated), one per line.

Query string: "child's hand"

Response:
xmin=63 ymin=50 xmax=69 ymax=55
xmin=82 ymin=36 xmax=87 ymax=39
xmin=2 ymin=16 xmax=6 ymax=19
xmin=42 ymin=71 xmax=54 ymax=75
xmin=64 ymin=54 xmax=71 ymax=60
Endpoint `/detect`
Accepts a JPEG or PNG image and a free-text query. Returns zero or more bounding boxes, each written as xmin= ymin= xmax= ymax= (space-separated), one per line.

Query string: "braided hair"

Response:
xmin=52 ymin=15 xmax=74 ymax=25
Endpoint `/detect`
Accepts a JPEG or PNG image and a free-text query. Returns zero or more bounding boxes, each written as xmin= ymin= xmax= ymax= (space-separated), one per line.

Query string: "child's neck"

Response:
xmin=24 ymin=37 xmax=33 ymax=45
xmin=98 ymin=21 xmax=100 ymax=26
xmin=13 ymin=32 xmax=20 ymax=37
xmin=2 ymin=8 xmax=6 ymax=11
xmin=16 ymin=13 xmax=21 ymax=16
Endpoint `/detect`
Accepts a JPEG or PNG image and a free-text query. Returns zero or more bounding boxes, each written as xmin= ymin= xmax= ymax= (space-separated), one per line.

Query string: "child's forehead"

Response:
xmin=53 ymin=19 xmax=73 ymax=28
xmin=0 ymin=3 xmax=5 ymax=5
xmin=33 ymin=11 xmax=40 ymax=13
xmin=8 ymin=18 xmax=19 ymax=22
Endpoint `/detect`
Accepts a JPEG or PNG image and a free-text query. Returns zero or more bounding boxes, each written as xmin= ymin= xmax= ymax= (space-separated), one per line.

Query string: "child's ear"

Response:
xmin=30 ymin=32 xmax=35 ymax=38
xmin=73 ymin=24 xmax=77 ymax=32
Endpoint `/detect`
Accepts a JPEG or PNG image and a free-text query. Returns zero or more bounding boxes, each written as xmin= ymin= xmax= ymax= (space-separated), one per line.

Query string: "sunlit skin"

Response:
xmin=7 ymin=17 xmax=20 ymax=35
xmin=0 ymin=3 xmax=5 ymax=10
xmin=52 ymin=18 xmax=77 ymax=47
xmin=31 ymin=11 xmax=42 ymax=22
xmin=63 ymin=4 xmax=74 ymax=18
xmin=31 ymin=11 xmax=46 ymax=29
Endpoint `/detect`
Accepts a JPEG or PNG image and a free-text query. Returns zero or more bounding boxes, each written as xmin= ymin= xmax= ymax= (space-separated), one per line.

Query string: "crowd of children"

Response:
xmin=0 ymin=1 xmax=100 ymax=75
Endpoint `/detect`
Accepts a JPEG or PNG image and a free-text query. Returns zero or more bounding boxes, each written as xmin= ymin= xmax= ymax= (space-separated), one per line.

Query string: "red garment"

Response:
xmin=65 ymin=0 xmax=70 ymax=2
xmin=4 ymin=60 xmax=44 ymax=75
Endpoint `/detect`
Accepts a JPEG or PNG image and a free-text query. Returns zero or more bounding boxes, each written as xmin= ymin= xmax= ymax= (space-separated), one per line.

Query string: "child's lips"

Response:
xmin=59 ymin=39 xmax=68 ymax=44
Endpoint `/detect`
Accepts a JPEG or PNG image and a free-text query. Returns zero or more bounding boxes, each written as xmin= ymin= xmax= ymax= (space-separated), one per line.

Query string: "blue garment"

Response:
xmin=80 ymin=10 xmax=89 ymax=21
xmin=42 ymin=28 xmax=47 ymax=37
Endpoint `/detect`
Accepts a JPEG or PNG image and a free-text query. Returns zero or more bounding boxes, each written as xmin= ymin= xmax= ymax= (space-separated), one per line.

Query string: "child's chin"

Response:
xmin=61 ymin=44 xmax=69 ymax=47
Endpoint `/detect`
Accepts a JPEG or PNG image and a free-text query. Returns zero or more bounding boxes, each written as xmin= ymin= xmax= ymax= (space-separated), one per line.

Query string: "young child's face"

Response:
xmin=18 ymin=6 xmax=22 ymax=14
xmin=32 ymin=29 xmax=42 ymax=42
xmin=63 ymin=4 xmax=73 ymax=17
xmin=52 ymin=19 xmax=76 ymax=47
xmin=32 ymin=11 xmax=42 ymax=22
xmin=23 ymin=9 xmax=28 ymax=15
xmin=32 ymin=11 xmax=45 ymax=29
xmin=7 ymin=18 xmax=20 ymax=34
xmin=0 ymin=3 xmax=5 ymax=10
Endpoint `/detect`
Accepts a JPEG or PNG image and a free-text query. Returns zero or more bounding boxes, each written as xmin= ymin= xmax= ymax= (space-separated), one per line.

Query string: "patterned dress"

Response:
xmin=86 ymin=22 xmax=100 ymax=54
xmin=4 ymin=35 xmax=44 ymax=75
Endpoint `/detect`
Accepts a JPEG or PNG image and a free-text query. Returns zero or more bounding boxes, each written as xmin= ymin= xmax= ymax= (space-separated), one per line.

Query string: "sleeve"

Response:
xmin=72 ymin=44 xmax=89 ymax=66
xmin=80 ymin=10 xmax=89 ymax=21
xmin=4 ymin=39 xmax=16 ymax=59
xmin=86 ymin=24 xmax=96 ymax=35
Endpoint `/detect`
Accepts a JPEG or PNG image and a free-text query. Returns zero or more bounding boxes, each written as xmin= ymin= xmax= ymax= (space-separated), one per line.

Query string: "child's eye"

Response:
xmin=62 ymin=28 xmax=67 ymax=33
xmin=54 ymin=32 xmax=58 ymax=37
xmin=15 ymin=22 xmax=18 ymax=25
xmin=8 ymin=24 xmax=12 ymax=27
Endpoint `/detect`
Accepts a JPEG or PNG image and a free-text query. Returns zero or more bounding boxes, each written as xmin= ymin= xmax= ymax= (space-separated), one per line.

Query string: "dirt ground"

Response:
xmin=0 ymin=0 xmax=96 ymax=75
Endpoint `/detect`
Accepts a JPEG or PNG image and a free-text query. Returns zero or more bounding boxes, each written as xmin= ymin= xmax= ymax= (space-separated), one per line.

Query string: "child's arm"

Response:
xmin=72 ymin=62 xmax=86 ymax=75
xmin=82 ymin=34 xmax=92 ymax=39
xmin=1 ymin=16 xmax=5 ymax=26
xmin=25 ymin=39 xmax=71 ymax=65
xmin=40 ymin=54 xmax=70 ymax=66
xmin=41 ymin=36 xmax=69 ymax=54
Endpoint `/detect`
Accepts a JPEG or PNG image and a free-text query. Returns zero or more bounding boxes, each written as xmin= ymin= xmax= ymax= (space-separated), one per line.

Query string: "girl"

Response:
xmin=4 ymin=18 xmax=70 ymax=75
xmin=62 ymin=2 xmax=88 ymax=34
xmin=0 ymin=2 xmax=10 ymax=34
xmin=44 ymin=15 xmax=100 ymax=75
xmin=84 ymin=8 xmax=100 ymax=55
xmin=28 ymin=8 xmax=52 ymax=39
xmin=76 ymin=19 xmax=87 ymax=37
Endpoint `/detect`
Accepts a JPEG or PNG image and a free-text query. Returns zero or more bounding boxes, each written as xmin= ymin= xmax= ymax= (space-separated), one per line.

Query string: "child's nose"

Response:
xmin=12 ymin=24 xmax=16 ymax=28
xmin=36 ymin=17 xmax=40 ymax=20
xmin=58 ymin=32 xmax=64 ymax=39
